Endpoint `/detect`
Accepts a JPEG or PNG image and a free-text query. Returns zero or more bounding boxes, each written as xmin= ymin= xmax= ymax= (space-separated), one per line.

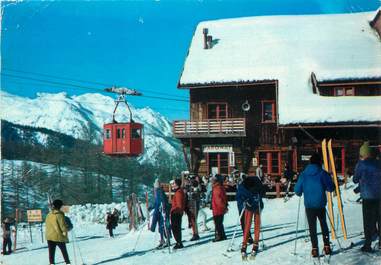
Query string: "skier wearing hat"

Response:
xmin=353 ymin=141 xmax=381 ymax=252
xmin=294 ymin=153 xmax=334 ymax=258
xmin=170 ymin=178 xmax=186 ymax=249
xmin=238 ymin=175 xmax=265 ymax=259
xmin=211 ymin=174 xmax=228 ymax=242
xmin=45 ymin=199 xmax=71 ymax=265
xmin=151 ymin=178 xmax=171 ymax=249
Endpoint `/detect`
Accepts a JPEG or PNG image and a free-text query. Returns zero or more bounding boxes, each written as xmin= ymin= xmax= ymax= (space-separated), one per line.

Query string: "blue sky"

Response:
xmin=1 ymin=0 xmax=379 ymax=120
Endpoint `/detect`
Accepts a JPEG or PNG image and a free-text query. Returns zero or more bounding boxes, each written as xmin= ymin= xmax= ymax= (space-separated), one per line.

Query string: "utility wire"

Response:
xmin=2 ymin=73 xmax=188 ymax=102
xmin=1 ymin=93 xmax=189 ymax=113
xmin=2 ymin=68 xmax=188 ymax=99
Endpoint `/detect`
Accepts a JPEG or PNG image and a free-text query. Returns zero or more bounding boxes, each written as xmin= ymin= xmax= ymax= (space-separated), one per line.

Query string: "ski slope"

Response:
xmin=1 ymin=183 xmax=380 ymax=265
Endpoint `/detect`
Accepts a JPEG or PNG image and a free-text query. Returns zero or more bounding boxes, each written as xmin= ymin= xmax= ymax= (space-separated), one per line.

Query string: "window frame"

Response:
xmin=261 ymin=100 xmax=276 ymax=123
xmin=333 ymin=86 xmax=355 ymax=96
xmin=207 ymin=102 xmax=228 ymax=120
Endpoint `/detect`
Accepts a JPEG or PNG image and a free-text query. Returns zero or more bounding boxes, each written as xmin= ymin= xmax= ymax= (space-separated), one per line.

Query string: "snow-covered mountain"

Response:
xmin=0 ymin=90 xmax=181 ymax=162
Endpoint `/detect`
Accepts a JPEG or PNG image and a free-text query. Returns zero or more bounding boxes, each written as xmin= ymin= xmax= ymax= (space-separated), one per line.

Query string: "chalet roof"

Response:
xmin=178 ymin=11 xmax=381 ymax=125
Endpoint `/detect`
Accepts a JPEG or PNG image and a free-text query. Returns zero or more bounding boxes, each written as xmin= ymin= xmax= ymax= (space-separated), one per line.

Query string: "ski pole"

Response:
xmin=293 ymin=196 xmax=302 ymax=255
xmin=325 ymin=208 xmax=343 ymax=251
xmin=226 ymin=205 xmax=246 ymax=252
xmin=258 ymin=198 xmax=266 ymax=249
xmin=72 ymin=229 xmax=85 ymax=265
xmin=132 ymin=219 xmax=147 ymax=252
xmin=71 ymin=233 xmax=78 ymax=265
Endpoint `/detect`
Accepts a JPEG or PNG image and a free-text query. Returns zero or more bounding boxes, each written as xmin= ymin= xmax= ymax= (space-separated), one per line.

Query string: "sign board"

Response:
xmin=27 ymin=209 xmax=42 ymax=223
xmin=252 ymin=157 xmax=258 ymax=167
xmin=203 ymin=145 xmax=233 ymax=153
xmin=301 ymin=155 xmax=312 ymax=161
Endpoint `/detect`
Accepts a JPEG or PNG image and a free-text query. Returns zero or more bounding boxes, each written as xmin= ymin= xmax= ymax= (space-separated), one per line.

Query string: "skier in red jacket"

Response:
xmin=211 ymin=174 xmax=228 ymax=242
xmin=170 ymin=179 xmax=186 ymax=249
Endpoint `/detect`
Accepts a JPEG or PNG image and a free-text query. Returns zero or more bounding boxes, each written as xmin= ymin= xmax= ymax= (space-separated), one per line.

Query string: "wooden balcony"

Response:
xmin=173 ymin=118 xmax=246 ymax=138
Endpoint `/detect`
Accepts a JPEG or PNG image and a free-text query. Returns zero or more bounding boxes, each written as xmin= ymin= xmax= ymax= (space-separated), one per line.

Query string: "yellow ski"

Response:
xmin=327 ymin=139 xmax=347 ymax=240
xmin=322 ymin=139 xmax=336 ymax=240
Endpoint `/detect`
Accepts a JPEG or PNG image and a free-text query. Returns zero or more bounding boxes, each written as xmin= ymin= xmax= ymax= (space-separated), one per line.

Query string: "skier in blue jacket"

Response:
xmin=150 ymin=179 xmax=170 ymax=249
xmin=237 ymin=175 xmax=265 ymax=258
xmin=294 ymin=153 xmax=335 ymax=258
xmin=353 ymin=142 xmax=381 ymax=252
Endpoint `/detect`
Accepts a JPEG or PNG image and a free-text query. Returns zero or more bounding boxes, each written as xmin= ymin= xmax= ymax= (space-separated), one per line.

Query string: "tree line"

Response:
xmin=1 ymin=120 xmax=185 ymax=220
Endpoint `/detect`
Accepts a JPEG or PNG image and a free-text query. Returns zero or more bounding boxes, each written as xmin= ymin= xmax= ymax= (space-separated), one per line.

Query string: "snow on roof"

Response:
xmin=179 ymin=11 xmax=381 ymax=125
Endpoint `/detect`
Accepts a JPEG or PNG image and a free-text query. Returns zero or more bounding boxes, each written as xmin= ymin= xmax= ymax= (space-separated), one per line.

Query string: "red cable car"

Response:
xmin=103 ymin=87 xmax=144 ymax=156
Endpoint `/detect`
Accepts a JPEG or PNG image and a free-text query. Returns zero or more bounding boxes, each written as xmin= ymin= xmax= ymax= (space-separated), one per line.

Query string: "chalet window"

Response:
xmin=104 ymin=129 xmax=111 ymax=139
xmin=117 ymin=129 xmax=121 ymax=139
xmin=334 ymin=87 xmax=355 ymax=96
xmin=262 ymin=101 xmax=276 ymax=123
xmin=121 ymin=128 xmax=126 ymax=139
xmin=258 ymin=151 xmax=281 ymax=176
xmin=207 ymin=103 xmax=228 ymax=120
xmin=208 ymin=153 xmax=229 ymax=175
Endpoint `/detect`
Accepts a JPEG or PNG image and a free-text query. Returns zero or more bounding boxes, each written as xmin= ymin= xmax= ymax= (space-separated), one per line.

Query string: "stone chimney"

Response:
xmin=203 ymin=28 xmax=209 ymax=49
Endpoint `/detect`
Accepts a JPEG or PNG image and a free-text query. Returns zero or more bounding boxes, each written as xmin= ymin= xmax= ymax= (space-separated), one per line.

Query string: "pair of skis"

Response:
xmin=321 ymin=139 xmax=347 ymax=241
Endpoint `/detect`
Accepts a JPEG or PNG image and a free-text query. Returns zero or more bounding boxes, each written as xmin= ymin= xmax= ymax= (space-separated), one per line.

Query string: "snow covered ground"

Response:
xmin=1 ymin=183 xmax=380 ymax=265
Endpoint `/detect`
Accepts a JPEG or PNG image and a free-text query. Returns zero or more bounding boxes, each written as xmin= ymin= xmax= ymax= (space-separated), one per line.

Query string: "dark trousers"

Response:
xmin=47 ymin=240 xmax=70 ymax=264
xmin=171 ymin=212 xmax=182 ymax=244
xmin=2 ymin=237 xmax=12 ymax=254
xmin=362 ymin=199 xmax=381 ymax=247
xmin=305 ymin=208 xmax=330 ymax=249
xmin=108 ymin=227 xmax=114 ymax=237
xmin=213 ymin=215 xmax=226 ymax=240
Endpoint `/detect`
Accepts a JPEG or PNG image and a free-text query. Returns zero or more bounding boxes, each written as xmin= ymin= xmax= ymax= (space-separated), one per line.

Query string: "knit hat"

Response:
xmin=310 ymin=153 xmax=322 ymax=165
xmin=52 ymin=199 xmax=63 ymax=210
xmin=359 ymin=141 xmax=371 ymax=159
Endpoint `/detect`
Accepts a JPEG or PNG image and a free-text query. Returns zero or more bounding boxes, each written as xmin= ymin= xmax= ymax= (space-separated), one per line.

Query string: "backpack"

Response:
xmin=64 ymin=216 xmax=73 ymax=231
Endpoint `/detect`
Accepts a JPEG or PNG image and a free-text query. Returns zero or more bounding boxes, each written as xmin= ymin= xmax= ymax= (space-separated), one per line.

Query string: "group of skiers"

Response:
xmin=1 ymin=142 xmax=379 ymax=263
xmin=148 ymin=141 xmax=380 ymax=260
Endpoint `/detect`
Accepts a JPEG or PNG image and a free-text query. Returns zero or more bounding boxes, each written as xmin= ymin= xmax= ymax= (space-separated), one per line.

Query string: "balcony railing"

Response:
xmin=173 ymin=118 xmax=246 ymax=138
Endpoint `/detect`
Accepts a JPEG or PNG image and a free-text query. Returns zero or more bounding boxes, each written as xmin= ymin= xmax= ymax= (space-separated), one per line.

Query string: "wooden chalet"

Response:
xmin=173 ymin=10 xmax=381 ymax=179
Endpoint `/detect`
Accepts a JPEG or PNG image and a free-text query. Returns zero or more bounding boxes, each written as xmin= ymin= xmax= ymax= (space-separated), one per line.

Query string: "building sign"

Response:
xmin=27 ymin=209 xmax=42 ymax=223
xmin=301 ymin=155 xmax=312 ymax=161
xmin=203 ymin=145 xmax=233 ymax=153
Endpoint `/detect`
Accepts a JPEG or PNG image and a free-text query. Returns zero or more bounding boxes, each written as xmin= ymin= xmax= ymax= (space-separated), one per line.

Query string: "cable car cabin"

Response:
xmin=103 ymin=123 xmax=144 ymax=156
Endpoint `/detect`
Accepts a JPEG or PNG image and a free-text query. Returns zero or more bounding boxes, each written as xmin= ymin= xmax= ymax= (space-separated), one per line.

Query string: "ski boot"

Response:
xmin=241 ymin=246 xmax=248 ymax=261
xmin=156 ymin=241 xmax=166 ymax=249
xmin=190 ymin=234 xmax=200 ymax=241
xmin=311 ymin=248 xmax=319 ymax=258
xmin=249 ymin=243 xmax=259 ymax=260
xmin=173 ymin=243 xmax=184 ymax=250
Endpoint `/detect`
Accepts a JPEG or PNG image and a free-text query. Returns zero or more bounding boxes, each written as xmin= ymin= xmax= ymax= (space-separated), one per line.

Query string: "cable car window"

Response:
xmin=104 ymin=129 xmax=111 ymax=139
xmin=122 ymin=129 xmax=125 ymax=138
xmin=117 ymin=129 xmax=121 ymax=139
xmin=132 ymin=128 xmax=141 ymax=139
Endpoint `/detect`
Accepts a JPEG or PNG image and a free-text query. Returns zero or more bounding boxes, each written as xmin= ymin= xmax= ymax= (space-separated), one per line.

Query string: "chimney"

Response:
xmin=207 ymin=35 xmax=213 ymax=49
xmin=203 ymin=28 xmax=209 ymax=49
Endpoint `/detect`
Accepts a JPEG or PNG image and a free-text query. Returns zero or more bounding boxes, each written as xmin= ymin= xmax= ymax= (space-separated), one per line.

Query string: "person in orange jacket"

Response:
xmin=211 ymin=174 xmax=228 ymax=242
xmin=170 ymin=178 xmax=186 ymax=249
